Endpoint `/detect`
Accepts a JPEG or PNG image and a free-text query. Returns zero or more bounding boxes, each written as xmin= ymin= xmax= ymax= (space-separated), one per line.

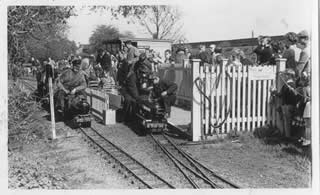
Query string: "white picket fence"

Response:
xmin=198 ymin=60 xmax=279 ymax=136
xmin=85 ymin=88 xmax=119 ymax=124
xmin=190 ymin=59 xmax=287 ymax=141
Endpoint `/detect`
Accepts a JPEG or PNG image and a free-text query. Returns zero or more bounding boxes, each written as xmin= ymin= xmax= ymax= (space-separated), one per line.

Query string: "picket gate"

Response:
xmin=190 ymin=58 xmax=286 ymax=141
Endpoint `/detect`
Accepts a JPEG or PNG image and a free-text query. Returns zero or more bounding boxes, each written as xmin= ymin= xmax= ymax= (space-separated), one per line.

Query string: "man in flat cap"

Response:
xmin=54 ymin=58 xmax=87 ymax=115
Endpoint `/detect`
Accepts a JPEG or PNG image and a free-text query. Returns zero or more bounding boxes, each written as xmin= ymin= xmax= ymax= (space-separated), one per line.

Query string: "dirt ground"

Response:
xmin=8 ymin=109 xmax=311 ymax=189
xmin=8 ymin=80 xmax=311 ymax=189
xmin=181 ymin=135 xmax=311 ymax=188
xmin=9 ymin=110 xmax=135 ymax=189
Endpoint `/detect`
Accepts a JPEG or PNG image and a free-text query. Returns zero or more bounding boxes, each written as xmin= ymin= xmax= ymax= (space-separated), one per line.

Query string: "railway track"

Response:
xmin=18 ymin=77 xmax=240 ymax=189
xmin=150 ymin=133 xmax=240 ymax=189
xmin=19 ymin=78 xmax=37 ymax=91
xmin=78 ymin=126 xmax=175 ymax=189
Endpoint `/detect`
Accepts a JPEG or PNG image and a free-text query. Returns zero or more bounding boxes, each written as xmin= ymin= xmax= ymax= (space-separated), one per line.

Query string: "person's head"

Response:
xmin=152 ymin=74 xmax=160 ymax=84
xmin=297 ymin=30 xmax=309 ymax=49
xmin=199 ymin=44 xmax=206 ymax=52
xmin=72 ymin=58 xmax=82 ymax=73
xmin=230 ymin=48 xmax=241 ymax=61
xmin=209 ymin=44 xmax=216 ymax=53
xmin=165 ymin=49 xmax=171 ymax=58
xmin=97 ymin=48 xmax=104 ymax=55
xmin=125 ymin=40 xmax=133 ymax=48
xmin=262 ymin=36 xmax=271 ymax=46
xmin=284 ymin=32 xmax=298 ymax=46
xmin=139 ymin=53 xmax=147 ymax=61
xmin=214 ymin=47 xmax=222 ymax=54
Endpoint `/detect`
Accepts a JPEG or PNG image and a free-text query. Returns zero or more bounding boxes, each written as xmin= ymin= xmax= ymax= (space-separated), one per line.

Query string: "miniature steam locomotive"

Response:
xmin=135 ymin=97 xmax=168 ymax=133
xmin=36 ymin=64 xmax=92 ymax=128
xmin=134 ymin=73 xmax=168 ymax=133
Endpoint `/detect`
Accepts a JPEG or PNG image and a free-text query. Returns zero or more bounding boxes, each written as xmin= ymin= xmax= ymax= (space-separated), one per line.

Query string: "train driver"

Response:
xmin=54 ymin=58 xmax=87 ymax=115
xmin=151 ymin=74 xmax=178 ymax=118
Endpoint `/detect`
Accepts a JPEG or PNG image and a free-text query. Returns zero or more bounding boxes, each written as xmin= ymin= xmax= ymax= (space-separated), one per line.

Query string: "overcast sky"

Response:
xmin=67 ymin=0 xmax=312 ymax=44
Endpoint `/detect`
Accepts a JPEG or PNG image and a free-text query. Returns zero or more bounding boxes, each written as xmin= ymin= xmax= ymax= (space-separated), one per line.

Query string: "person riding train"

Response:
xmin=54 ymin=58 xmax=87 ymax=118
xmin=150 ymin=74 xmax=177 ymax=118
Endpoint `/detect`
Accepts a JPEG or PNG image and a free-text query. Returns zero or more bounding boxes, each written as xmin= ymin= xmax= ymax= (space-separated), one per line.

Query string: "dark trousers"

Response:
xmin=54 ymin=89 xmax=67 ymax=111
xmin=121 ymin=92 xmax=137 ymax=123
xmin=54 ymin=89 xmax=86 ymax=117
xmin=162 ymin=94 xmax=176 ymax=114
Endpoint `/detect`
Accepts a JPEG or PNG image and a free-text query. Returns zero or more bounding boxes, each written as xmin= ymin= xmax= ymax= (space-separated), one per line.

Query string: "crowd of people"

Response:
xmin=17 ymin=30 xmax=311 ymax=145
xmin=28 ymin=40 xmax=177 ymax=123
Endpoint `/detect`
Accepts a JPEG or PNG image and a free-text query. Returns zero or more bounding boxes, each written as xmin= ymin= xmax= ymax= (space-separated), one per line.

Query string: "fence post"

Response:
xmin=275 ymin=58 xmax=286 ymax=136
xmin=48 ymin=77 xmax=56 ymax=140
xmin=192 ymin=59 xmax=202 ymax=141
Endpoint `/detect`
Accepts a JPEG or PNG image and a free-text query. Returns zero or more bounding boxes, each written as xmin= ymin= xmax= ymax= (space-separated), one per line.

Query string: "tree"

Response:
xmin=89 ymin=25 xmax=135 ymax=52
xmin=26 ymin=36 xmax=77 ymax=62
xmin=7 ymin=6 xmax=75 ymax=62
xmin=92 ymin=5 xmax=185 ymax=42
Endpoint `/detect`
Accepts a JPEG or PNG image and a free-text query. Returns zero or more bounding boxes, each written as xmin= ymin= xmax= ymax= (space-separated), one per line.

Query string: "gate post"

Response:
xmin=192 ymin=59 xmax=202 ymax=141
xmin=275 ymin=58 xmax=286 ymax=136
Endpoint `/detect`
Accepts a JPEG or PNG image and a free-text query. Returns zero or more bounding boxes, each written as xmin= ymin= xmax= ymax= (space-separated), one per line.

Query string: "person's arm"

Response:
xmin=162 ymin=80 xmax=178 ymax=95
xmin=71 ymin=75 xmax=87 ymax=94
xmin=56 ymin=73 xmax=70 ymax=93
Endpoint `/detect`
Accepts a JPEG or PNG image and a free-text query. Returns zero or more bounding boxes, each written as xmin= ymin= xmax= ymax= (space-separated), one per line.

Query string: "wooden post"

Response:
xmin=103 ymin=92 xmax=109 ymax=125
xmin=48 ymin=77 xmax=56 ymax=140
xmin=221 ymin=59 xmax=228 ymax=133
xmin=192 ymin=59 xmax=202 ymax=141
xmin=275 ymin=58 xmax=286 ymax=136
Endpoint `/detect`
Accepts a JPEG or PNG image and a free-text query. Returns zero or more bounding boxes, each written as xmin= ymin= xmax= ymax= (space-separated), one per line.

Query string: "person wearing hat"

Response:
xmin=151 ymin=74 xmax=178 ymax=118
xmin=119 ymin=65 xmax=140 ymax=123
xmin=296 ymin=30 xmax=311 ymax=146
xmin=296 ymin=30 xmax=310 ymax=76
xmin=96 ymin=48 xmax=112 ymax=74
xmin=54 ymin=58 xmax=87 ymax=114
xmin=124 ymin=40 xmax=140 ymax=72
xmin=283 ymin=32 xmax=301 ymax=70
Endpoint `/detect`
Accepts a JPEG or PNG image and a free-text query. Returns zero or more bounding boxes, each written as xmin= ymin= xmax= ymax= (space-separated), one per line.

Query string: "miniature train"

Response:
xmin=36 ymin=64 xmax=92 ymax=128
xmin=135 ymin=97 xmax=168 ymax=133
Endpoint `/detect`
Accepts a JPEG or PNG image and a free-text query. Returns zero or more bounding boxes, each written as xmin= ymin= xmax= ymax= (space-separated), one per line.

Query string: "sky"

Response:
xmin=67 ymin=0 xmax=313 ymax=44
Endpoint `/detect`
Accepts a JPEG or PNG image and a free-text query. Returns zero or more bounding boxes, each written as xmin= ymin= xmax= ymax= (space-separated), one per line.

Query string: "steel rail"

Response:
xmin=79 ymin=127 xmax=175 ymax=189
xmin=163 ymin=132 xmax=240 ymax=188
xmin=150 ymin=133 xmax=199 ymax=188
xmin=179 ymin=148 xmax=240 ymax=188
xmin=162 ymin=133 xmax=222 ymax=188
xmin=151 ymin=133 xmax=222 ymax=188
xmin=86 ymin=127 xmax=175 ymax=188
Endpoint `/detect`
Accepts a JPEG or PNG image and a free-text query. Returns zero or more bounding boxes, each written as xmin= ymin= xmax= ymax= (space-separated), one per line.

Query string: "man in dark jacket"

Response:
xmin=198 ymin=44 xmax=211 ymax=64
xmin=152 ymin=75 xmax=178 ymax=118
xmin=96 ymin=48 xmax=112 ymax=73
xmin=254 ymin=36 xmax=274 ymax=64
xmin=119 ymin=68 xmax=140 ymax=123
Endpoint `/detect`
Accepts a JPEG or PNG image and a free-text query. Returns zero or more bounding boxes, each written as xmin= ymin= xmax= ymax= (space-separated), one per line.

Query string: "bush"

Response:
xmin=8 ymin=81 xmax=42 ymax=145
